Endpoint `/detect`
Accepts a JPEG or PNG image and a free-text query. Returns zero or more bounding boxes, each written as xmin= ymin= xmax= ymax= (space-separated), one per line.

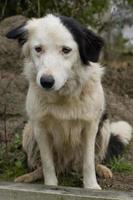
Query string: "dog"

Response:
xmin=6 ymin=14 xmax=132 ymax=189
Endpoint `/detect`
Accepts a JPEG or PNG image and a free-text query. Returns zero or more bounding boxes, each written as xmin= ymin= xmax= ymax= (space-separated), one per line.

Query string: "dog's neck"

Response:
xmin=27 ymin=63 xmax=104 ymax=122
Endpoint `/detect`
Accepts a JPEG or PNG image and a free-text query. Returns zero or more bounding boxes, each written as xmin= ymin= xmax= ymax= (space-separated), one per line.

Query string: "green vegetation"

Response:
xmin=0 ymin=133 xmax=27 ymax=181
xmin=0 ymin=0 xmax=109 ymax=28
xmin=59 ymin=171 xmax=82 ymax=187
xmin=109 ymin=157 xmax=133 ymax=173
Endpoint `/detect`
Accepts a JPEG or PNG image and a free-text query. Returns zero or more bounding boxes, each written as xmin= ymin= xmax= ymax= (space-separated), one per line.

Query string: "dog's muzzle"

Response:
xmin=40 ymin=75 xmax=55 ymax=89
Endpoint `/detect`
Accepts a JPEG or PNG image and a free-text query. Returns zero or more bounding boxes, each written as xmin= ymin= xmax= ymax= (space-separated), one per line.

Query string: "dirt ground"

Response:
xmin=0 ymin=16 xmax=133 ymax=191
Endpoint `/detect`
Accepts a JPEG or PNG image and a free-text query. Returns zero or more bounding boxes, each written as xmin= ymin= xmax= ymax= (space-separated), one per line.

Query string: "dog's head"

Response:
xmin=6 ymin=14 xmax=103 ymax=92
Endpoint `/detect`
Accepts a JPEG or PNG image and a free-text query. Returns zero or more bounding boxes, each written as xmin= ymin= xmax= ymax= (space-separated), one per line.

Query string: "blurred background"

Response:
xmin=0 ymin=0 xmax=133 ymax=191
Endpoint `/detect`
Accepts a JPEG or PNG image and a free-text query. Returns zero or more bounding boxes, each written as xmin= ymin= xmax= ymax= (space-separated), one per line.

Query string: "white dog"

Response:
xmin=7 ymin=14 xmax=132 ymax=189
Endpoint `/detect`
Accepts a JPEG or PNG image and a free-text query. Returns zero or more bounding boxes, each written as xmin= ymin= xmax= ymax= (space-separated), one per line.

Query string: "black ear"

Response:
xmin=59 ymin=16 xmax=104 ymax=64
xmin=81 ymin=27 xmax=104 ymax=63
xmin=6 ymin=23 xmax=27 ymax=45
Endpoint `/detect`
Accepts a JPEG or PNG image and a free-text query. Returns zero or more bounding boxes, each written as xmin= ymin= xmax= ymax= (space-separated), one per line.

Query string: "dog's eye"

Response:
xmin=62 ymin=46 xmax=72 ymax=54
xmin=35 ymin=46 xmax=42 ymax=53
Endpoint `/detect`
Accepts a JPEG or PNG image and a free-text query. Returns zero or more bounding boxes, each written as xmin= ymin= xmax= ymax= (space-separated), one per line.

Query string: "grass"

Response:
xmin=109 ymin=157 xmax=133 ymax=173
xmin=59 ymin=171 xmax=82 ymax=187
xmin=0 ymin=133 xmax=27 ymax=181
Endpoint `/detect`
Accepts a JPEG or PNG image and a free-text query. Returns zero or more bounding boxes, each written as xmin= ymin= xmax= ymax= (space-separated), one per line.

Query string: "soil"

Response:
xmin=99 ymin=172 xmax=133 ymax=191
xmin=0 ymin=16 xmax=133 ymax=191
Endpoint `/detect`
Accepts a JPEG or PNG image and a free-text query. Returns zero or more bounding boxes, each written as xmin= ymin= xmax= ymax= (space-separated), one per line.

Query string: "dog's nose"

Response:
xmin=40 ymin=75 xmax=55 ymax=89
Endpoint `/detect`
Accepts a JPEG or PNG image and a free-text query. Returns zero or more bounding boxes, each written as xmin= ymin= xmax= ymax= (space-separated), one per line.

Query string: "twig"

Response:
xmin=1 ymin=0 xmax=8 ymax=20
xmin=37 ymin=0 xmax=41 ymax=17
xmin=3 ymin=104 xmax=8 ymax=155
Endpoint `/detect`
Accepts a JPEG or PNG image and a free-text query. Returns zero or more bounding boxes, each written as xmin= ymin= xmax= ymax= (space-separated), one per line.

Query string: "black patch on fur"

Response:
xmin=59 ymin=15 xmax=104 ymax=64
xmin=104 ymin=134 xmax=125 ymax=163
xmin=6 ymin=23 xmax=27 ymax=45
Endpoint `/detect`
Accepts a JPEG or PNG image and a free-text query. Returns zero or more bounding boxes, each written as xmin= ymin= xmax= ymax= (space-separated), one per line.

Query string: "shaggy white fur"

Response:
xmin=23 ymin=14 xmax=105 ymax=189
xmin=111 ymin=121 xmax=132 ymax=145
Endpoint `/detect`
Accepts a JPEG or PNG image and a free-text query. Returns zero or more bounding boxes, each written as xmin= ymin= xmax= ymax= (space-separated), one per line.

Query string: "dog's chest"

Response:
xmin=45 ymin=116 xmax=85 ymax=148
xmin=44 ymin=116 xmax=84 ymax=171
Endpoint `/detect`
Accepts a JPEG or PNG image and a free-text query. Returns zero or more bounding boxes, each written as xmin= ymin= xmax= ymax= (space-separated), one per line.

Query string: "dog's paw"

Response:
xmin=15 ymin=173 xmax=34 ymax=183
xmin=96 ymin=164 xmax=113 ymax=179
xmin=84 ymin=183 xmax=101 ymax=190
xmin=45 ymin=178 xmax=58 ymax=186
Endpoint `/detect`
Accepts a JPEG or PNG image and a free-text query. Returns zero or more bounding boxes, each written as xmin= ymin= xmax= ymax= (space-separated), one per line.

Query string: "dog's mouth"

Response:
xmin=58 ymin=79 xmax=76 ymax=96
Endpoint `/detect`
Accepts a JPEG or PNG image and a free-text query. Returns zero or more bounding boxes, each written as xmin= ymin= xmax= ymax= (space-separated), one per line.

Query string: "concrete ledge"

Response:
xmin=0 ymin=182 xmax=132 ymax=200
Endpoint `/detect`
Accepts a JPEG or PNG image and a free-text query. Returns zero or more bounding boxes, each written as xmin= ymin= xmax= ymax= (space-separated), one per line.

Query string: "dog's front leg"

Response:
xmin=34 ymin=123 xmax=57 ymax=186
xmin=83 ymin=121 xmax=101 ymax=190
